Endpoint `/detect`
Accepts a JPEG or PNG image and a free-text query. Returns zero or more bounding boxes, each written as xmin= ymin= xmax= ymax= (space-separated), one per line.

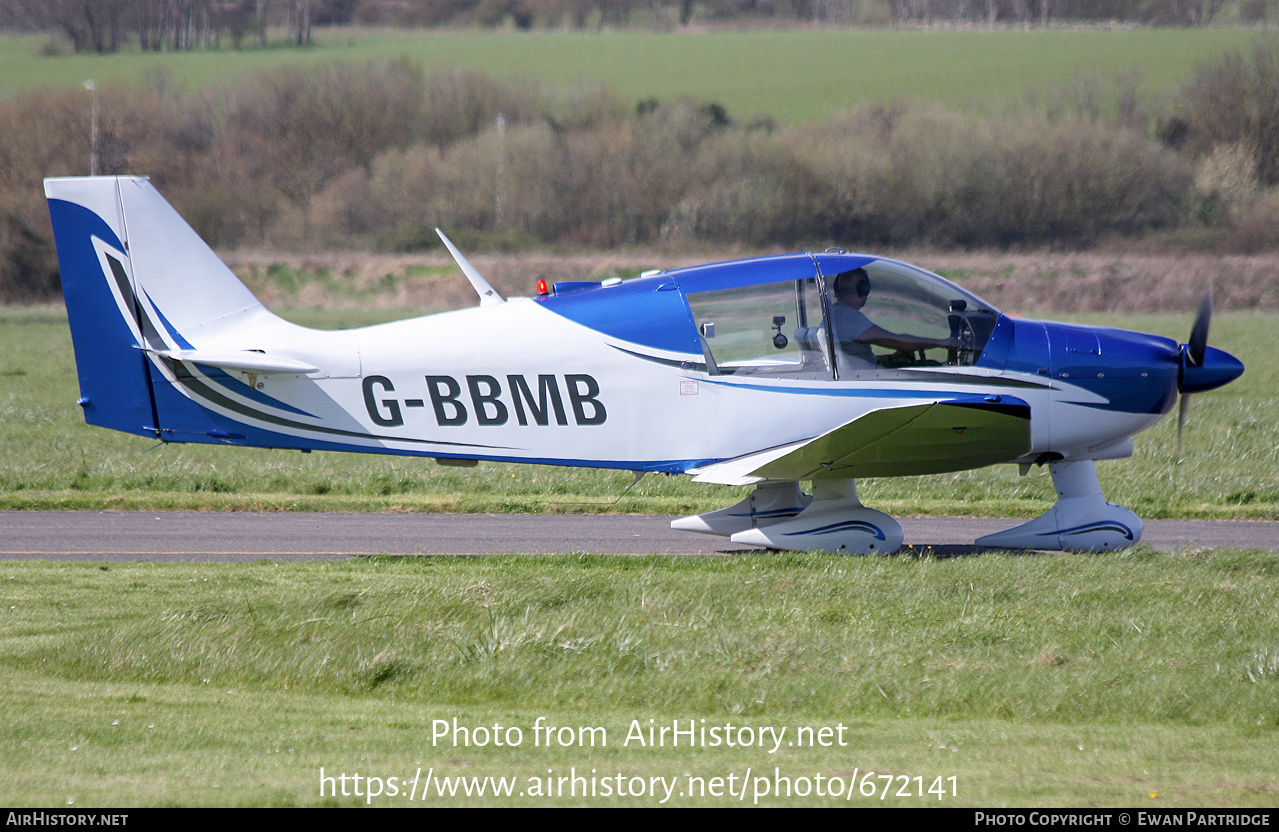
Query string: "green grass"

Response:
xmin=0 ymin=305 xmax=1272 ymax=519
xmin=2 ymin=553 xmax=1277 ymax=806
xmin=0 ymin=28 xmax=1266 ymax=124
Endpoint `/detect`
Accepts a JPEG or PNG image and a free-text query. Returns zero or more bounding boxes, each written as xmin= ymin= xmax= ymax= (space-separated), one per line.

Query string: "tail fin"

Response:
xmin=45 ymin=176 xmax=278 ymax=438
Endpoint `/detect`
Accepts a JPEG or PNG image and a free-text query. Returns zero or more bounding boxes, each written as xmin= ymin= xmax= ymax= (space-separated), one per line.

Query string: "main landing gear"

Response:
xmin=975 ymin=459 xmax=1142 ymax=552
xmin=671 ymin=459 xmax=1141 ymax=554
xmin=672 ymin=478 xmax=901 ymax=554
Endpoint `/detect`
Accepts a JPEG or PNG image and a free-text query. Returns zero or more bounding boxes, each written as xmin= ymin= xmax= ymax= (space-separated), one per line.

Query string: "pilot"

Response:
xmin=829 ymin=268 xmax=957 ymax=365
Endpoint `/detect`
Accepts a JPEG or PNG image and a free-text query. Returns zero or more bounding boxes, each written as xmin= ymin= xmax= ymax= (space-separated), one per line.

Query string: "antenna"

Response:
xmin=436 ymin=229 xmax=505 ymax=307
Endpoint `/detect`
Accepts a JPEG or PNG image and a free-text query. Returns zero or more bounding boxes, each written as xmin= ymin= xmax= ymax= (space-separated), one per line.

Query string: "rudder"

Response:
xmin=46 ymin=177 xmax=156 ymax=436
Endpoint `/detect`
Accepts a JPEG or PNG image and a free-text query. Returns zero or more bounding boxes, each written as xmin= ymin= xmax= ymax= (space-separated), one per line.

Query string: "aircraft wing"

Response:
xmin=690 ymin=396 xmax=1031 ymax=485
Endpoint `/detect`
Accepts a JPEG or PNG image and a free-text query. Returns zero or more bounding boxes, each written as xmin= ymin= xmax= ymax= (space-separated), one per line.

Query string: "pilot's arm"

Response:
xmin=832 ymin=303 xmax=955 ymax=360
xmin=857 ymin=324 xmax=958 ymax=354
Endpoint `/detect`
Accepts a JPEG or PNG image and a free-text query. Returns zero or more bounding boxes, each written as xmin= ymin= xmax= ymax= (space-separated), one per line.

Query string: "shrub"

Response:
xmin=0 ymin=215 xmax=60 ymax=303
xmin=1179 ymin=39 xmax=1279 ymax=187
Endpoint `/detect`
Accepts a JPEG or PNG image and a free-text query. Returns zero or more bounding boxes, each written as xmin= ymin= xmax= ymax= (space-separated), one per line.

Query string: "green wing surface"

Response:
xmin=691 ymin=398 xmax=1031 ymax=485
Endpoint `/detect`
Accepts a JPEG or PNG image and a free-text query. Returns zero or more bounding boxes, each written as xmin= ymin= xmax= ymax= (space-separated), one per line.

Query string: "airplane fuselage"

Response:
xmin=140 ymin=286 xmax=1180 ymax=474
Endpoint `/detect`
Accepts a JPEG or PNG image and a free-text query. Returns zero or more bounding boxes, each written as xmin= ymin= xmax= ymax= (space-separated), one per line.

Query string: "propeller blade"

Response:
xmin=1177 ymin=392 xmax=1190 ymax=458
xmin=1177 ymin=287 xmax=1212 ymax=457
xmin=1187 ymin=287 xmax=1212 ymax=367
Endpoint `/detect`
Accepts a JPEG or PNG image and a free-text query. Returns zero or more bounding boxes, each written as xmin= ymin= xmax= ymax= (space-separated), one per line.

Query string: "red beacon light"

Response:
xmin=536 ymin=279 xmax=550 ymax=296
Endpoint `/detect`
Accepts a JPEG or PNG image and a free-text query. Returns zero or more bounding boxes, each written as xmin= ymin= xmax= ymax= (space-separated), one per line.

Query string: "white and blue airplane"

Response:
xmin=45 ymin=175 xmax=1243 ymax=554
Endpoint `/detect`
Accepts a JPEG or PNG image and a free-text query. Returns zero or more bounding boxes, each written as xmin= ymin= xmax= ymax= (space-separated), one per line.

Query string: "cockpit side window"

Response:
xmin=686 ymin=277 xmax=833 ymax=380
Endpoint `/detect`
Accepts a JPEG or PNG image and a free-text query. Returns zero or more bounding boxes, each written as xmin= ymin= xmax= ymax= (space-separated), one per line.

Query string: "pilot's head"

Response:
xmin=833 ymin=268 xmax=871 ymax=303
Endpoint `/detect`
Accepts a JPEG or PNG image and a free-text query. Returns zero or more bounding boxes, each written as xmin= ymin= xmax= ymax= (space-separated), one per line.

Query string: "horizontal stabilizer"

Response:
xmin=144 ymin=349 xmax=320 ymax=374
xmin=691 ymin=396 xmax=1031 ymax=485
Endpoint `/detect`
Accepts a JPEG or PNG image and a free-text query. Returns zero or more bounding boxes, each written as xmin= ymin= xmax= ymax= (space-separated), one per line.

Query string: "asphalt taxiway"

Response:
xmin=1 ymin=511 xmax=1275 ymax=561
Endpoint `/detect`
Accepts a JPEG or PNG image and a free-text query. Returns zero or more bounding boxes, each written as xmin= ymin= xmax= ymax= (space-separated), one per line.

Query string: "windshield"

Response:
xmin=684 ymin=257 xmax=998 ymax=380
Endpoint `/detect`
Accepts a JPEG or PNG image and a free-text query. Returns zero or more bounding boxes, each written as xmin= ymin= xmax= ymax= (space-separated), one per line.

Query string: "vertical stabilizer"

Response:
xmin=44 ymin=176 xmax=277 ymax=437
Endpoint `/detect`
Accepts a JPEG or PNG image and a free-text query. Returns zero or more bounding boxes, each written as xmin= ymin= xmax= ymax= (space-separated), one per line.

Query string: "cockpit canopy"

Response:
xmin=680 ymin=255 xmax=999 ymax=380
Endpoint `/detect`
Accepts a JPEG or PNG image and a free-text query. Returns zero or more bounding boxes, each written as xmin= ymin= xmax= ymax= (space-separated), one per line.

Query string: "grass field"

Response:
xmin=0 ymin=27 xmax=1267 ymax=123
xmin=2 ymin=551 xmax=1278 ymax=806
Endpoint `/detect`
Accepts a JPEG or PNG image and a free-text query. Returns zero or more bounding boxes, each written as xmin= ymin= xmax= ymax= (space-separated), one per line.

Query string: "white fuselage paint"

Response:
xmin=162 ymin=297 xmax=1166 ymax=471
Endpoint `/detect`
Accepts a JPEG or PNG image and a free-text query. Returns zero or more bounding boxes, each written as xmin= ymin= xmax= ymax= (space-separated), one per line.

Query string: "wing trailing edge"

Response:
xmin=690 ymin=396 xmax=1032 ymax=485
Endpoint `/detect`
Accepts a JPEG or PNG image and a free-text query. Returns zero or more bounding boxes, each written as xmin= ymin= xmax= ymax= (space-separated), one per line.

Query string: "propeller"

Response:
xmin=1177 ymin=287 xmax=1213 ymax=455
xmin=1187 ymin=287 xmax=1212 ymax=369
